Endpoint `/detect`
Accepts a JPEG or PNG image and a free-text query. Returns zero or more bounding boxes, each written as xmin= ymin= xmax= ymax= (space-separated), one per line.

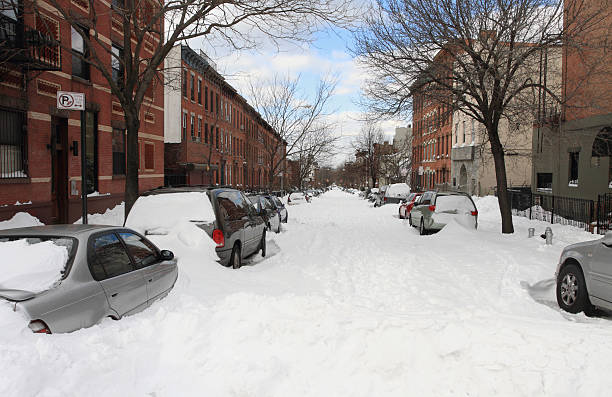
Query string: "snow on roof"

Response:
xmin=126 ymin=192 xmax=216 ymax=235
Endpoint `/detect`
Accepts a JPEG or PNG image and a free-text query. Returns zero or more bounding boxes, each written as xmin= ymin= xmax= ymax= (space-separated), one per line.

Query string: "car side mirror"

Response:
xmin=603 ymin=232 xmax=612 ymax=247
xmin=160 ymin=250 xmax=174 ymax=260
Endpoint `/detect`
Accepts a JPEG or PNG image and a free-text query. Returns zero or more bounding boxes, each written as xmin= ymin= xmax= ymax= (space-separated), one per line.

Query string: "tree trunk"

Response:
xmin=488 ymin=125 xmax=514 ymax=234
xmin=124 ymin=111 xmax=141 ymax=221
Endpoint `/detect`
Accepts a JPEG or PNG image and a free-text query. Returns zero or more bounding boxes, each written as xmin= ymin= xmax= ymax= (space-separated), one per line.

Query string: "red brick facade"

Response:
xmin=164 ymin=46 xmax=285 ymax=190
xmin=0 ymin=0 xmax=164 ymax=223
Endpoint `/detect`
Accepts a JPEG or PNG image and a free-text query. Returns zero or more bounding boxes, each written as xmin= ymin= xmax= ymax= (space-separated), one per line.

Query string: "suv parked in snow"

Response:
xmin=138 ymin=187 xmax=266 ymax=269
xmin=409 ymin=191 xmax=478 ymax=235
xmin=0 ymin=225 xmax=177 ymax=334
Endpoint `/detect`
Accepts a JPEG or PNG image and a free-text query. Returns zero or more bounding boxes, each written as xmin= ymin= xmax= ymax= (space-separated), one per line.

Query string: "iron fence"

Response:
xmin=597 ymin=194 xmax=612 ymax=234
xmin=507 ymin=190 xmax=595 ymax=231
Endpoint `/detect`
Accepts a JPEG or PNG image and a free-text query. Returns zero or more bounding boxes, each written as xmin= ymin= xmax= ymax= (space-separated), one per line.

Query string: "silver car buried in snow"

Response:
xmin=0 ymin=225 xmax=177 ymax=333
xmin=556 ymin=231 xmax=612 ymax=315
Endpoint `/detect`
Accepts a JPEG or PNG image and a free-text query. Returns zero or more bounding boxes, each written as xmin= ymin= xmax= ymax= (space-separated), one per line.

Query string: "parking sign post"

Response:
xmin=57 ymin=91 xmax=87 ymax=224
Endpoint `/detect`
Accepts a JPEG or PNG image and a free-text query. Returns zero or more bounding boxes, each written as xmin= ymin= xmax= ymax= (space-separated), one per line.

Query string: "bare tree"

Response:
xmin=379 ymin=136 xmax=412 ymax=184
xmin=27 ymin=0 xmax=355 ymax=219
xmin=353 ymin=0 xmax=611 ymax=233
xmin=352 ymin=121 xmax=384 ymax=187
xmin=292 ymin=125 xmax=337 ymax=189
xmin=247 ymin=72 xmax=340 ymax=189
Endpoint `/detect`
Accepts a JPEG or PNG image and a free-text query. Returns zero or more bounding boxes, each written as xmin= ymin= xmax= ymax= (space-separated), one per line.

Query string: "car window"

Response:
xmin=264 ymin=198 xmax=275 ymax=210
xmin=272 ymin=197 xmax=283 ymax=207
xmin=218 ymin=191 xmax=248 ymax=221
xmin=435 ymin=195 xmax=476 ymax=212
xmin=90 ymin=233 xmax=134 ymax=280
xmin=119 ymin=232 xmax=158 ymax=268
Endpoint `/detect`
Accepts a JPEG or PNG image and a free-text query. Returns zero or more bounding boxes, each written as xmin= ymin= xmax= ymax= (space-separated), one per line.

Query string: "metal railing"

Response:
xmin=0 ymin=14 xmax=61 ymax=70
xmin=597 ymin=194 xmax=612 ymax=234
xmin=507 ymin=190 xmax=595 ymax=231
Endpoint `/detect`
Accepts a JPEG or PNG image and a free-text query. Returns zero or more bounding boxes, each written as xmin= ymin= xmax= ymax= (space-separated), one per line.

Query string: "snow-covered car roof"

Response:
xmin=385 ymin=183 xmax=411 ymax=198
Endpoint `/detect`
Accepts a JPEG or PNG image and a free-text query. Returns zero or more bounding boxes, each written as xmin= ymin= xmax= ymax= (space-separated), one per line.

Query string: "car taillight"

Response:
xmin=471 ymin=210 xmax=478 ymax=216
xmin=28 ymin=320 xmax=51 ymax=334
xmin=428 ymin=205 xmax=436 ymax=212
xmin=288 ymin=197 xmax=291 ymax=203
xmin=384 ymin=197 xmax=387 ymax=202
xmin=212 ymin=229 xmax=225 ymax=248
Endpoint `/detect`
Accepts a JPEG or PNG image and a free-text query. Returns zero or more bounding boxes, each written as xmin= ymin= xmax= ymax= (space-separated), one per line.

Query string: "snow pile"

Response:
xmin=75 ymin=202 xmax=125 ymax=226
xmin=126 ymin=192 xmax=215 ymax=234
xmin=0 ymin=239 xmax=68 ymax=293
xmin=0 ymin=212 xmax=43 ymax=231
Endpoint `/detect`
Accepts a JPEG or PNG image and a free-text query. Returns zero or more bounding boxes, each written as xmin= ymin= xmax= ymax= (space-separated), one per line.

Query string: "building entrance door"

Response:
xmin=51 ymin=117 xmax=69 ymax=223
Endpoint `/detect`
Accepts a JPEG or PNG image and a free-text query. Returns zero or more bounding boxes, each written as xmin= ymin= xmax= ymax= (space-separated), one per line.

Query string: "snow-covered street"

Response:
xmin=2 ymin=189 xmax=612 ymax=396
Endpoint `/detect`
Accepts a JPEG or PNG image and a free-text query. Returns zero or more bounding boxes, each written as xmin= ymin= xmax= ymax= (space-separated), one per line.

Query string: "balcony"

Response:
xmin=0 ymin=14 xmax=61 ymax=71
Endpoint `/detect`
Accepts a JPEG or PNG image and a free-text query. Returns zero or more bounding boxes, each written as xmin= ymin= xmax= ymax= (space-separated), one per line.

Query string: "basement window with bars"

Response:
xmin=0 ymin=109 xmax=26 ymax=179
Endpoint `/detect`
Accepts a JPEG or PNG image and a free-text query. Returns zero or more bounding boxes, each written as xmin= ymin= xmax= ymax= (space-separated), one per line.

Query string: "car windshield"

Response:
xmin=435 ymin=195 xmax=476 ymax=212
xmin=0 ymin=236 xmax=77 ymax=292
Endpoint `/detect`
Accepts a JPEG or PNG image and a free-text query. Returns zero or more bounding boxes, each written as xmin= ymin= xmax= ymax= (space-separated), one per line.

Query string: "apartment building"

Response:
xmin=164 ymin=45 xmax=285 ymax=190
xmin=0 ymin=0 xmax=164 ymax=223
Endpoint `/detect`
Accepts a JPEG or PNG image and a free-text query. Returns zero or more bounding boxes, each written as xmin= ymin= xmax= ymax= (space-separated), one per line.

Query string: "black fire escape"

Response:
xmin=0 ymin=11 xmax=61 ymax=71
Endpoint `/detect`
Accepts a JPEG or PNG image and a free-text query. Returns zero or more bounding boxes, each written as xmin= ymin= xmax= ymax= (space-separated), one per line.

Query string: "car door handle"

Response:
xmin=111 ymin=293 xmax=118 ymax=298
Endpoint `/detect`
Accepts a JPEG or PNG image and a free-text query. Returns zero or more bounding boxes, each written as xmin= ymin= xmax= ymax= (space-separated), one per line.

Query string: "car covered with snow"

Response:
xmin=373 ymin=185 xmax=388 ymax=207
xmin=555 ymin=232 xmax=612 ymax=315
xmin=132 ymin=187 xmax=267 ymax=269
xmin=266 ymin=194 xmax=288 ymax=223
xmin=0 ymin=225 xmax=177 ymax=334
xmin=399 ymin=192 xmax=422 ymax=219
xmin=288 ymin=191 xmax=310 ymax=205
xmin=382 ymin=183 xmax=411 ymax=205
xmin=409 ymin=191 xmax=478 ymax=234
xmin=247 ymin=194 xmax=281 ymax=233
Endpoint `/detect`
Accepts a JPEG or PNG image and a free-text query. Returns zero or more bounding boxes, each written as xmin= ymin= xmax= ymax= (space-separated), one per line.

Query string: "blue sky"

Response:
xmin=194 ymin=25 xmax=407 ymax=166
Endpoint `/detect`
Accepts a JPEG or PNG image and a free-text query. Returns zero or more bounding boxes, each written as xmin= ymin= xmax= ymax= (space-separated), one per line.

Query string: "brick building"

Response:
xmin=0 ymin=0 xmax=164 ymax=223
xmin=164 ymin=45 xmax=285 ymax=190
xmin=410 ymin=52 xmax=453 ymax=192
xmin=532 ymin=0 xmax=612 ymax=200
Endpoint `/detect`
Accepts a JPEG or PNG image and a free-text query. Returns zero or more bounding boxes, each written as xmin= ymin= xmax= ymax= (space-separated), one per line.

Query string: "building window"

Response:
xmin=182 ymin=70 xmax=187 ymax=97
xmin=71 ymin=25 xmax=90 ymax=80
xmin=190 ymin=74 xmax=195 ymax=101
xmin=204 ymin=123 xmax=208 ymax=144
xmin=182 ymin=112 xmax=187 ymax=140
xmin=215 ymin=127 xmax=219 ymax=149
xmin=197 ymin=79 xmax=202 ymax=104
xmin=462 ymin=121 xmax=466 ymax=143
xmin=454 ymin=122 xmax=458 ymax=144
xmin=144 ymin=143 xmax=154 ymax=170
xmin=537 ymin=173 xmax=553 ymax=191
xmin=190 ymin=114 xmax=195 ymax=140
xmin=85 ymin=111 xmax=98 ymax=194
xmin=0 ymin=109 xmax=26 ymax=179
xmin=198 ymin=117 xmax=202 ymax=140
xmin=112 ymin=129 xmax=125 ymax=175
xmin=111 ymin=44 xmax=124 ymax=84
xmin=569 ymin=151 xmax=579 ymax=186
xmin=205 ymin=86 xmax=208 ymax=110
xmin=471 ymin=119 xmax=475 ymax=143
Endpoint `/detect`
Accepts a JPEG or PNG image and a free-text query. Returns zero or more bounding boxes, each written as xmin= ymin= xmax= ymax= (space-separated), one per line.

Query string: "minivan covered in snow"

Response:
xmin=409 ymin=191 xmax=478 ymax=235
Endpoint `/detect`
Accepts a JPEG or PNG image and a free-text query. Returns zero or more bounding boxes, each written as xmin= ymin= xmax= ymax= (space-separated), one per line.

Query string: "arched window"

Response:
xmin=592 ymin=127 xmax=612 ymax=159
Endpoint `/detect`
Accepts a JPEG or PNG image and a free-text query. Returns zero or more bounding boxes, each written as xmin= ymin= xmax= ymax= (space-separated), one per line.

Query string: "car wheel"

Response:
xmin=260 ymin=230 xmax=267 ymax=257
xmin=229 ymin=243 xmax=242 ymax=269
xmin=419 ymin=218 xmax=427 ymax=235
xmin=556 ymin=263 xmax=593 ymax=314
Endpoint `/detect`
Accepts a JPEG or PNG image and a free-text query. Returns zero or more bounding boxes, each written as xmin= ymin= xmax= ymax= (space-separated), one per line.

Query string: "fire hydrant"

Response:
xmin=545 ymin=227 xmax=553 ymax=245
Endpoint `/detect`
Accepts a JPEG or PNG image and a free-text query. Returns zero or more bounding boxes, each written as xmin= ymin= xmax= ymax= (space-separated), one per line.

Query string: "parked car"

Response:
xmin=288 ymin=191 xmax=310 ymax=205
xmin=367 ymin=188 xmax=380 ymax=202
xmin=399 ymin=192 xmax=423 ymax=219
xmin=555 ymin=232 xmax=612 ymax=314
xmin=266 ymin=194 xmax=288 ymax=223
xmin=0 ymin=225 xmax=177 ymax=334
xmin=374 ymin=185 xmax=389 ymax=207
xmin=382 ymin=183 xmax=412 ymax=205
xmin=137 ymin=187 xmax=266 ymax=269
xmin=248 ymin=194 xmax=281 ymax=233
xmin=409 ymin=191 xmax=478 ymax=235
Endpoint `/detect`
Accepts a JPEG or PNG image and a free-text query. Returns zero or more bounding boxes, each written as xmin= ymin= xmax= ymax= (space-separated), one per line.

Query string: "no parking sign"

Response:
xmin=57 ymin=91 xmax=85 ymax=110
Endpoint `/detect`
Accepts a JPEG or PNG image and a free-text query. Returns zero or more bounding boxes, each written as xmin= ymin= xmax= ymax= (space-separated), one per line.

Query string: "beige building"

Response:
xmin=451 ymin=48 xmax=562 ymax=196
